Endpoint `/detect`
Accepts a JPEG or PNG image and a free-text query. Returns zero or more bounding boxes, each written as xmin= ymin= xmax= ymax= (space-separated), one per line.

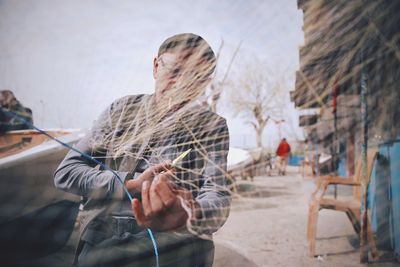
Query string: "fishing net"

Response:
xmin=1 ymin=0 xmax=400 ymax=265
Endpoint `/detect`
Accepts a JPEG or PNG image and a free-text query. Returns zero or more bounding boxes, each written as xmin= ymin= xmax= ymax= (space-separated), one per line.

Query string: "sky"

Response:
xmin=0 ymin=0 xmax=304 ymax=149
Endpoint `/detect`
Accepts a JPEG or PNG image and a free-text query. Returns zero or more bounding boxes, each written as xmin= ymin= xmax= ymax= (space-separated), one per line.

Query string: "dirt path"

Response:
xmin=213 ymin=167 xmax=369 ymax=267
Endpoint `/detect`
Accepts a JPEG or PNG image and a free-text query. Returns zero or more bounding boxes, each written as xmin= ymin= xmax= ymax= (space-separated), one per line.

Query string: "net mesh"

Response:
xmin=1 ymin=0 xmax=400 ymax=265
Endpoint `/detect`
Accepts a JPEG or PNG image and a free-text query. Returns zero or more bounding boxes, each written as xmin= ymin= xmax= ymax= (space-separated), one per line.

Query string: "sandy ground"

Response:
xmin=213 ymin=166 xmax=399 ymax=267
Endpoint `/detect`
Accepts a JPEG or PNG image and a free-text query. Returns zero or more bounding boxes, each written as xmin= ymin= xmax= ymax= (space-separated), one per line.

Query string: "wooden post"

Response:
xmin=333 ymin=80 xmax=339 ymax=199
xmin=360 ymin=48 xmax=369 ymax=263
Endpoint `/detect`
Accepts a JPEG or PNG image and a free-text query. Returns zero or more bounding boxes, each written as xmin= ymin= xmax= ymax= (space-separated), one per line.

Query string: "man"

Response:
xmin=0 ymin=90 xmax=33 ymax=133
xmin=54 ymin=33 xmax=230 ymax=266
xmin=275 ymin=138 xmax=291 ymax=175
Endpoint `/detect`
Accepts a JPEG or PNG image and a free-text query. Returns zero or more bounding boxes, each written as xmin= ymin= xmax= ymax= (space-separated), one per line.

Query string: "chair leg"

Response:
xmin=367 ymin=216 xmax=379 ymax=260
xmin=346 ymin=208 xmax=380 ymax=260
xmin=307 ymin=203 xmax=320 ymax=257
xmin=346 ymin=210 xmax=361 ymax=235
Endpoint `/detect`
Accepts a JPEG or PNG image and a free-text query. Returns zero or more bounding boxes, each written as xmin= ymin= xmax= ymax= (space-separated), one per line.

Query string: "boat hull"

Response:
xmin=0 ymin=130 xmax=83 ymax=223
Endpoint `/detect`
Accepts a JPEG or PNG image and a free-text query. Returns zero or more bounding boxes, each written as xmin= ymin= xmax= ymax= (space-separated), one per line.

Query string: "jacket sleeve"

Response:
xmin=54 ymin=102 xmax=130 ymax=201
xmin=190 ymin=116 xmax=231 ymax=235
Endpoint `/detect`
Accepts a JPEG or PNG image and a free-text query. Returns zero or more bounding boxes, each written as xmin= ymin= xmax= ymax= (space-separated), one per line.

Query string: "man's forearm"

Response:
xmin=54 ymin=138 xmax=130 ymax=200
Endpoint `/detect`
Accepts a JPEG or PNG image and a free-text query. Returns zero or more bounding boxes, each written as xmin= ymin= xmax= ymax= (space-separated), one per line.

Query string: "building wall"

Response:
xmin=295 ymin=0 xmax=400 ymax=258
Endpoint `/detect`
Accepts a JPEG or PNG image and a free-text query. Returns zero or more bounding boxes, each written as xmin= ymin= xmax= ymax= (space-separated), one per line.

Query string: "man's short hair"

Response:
xmin=158 ymin=33 xmax=216 ymax=78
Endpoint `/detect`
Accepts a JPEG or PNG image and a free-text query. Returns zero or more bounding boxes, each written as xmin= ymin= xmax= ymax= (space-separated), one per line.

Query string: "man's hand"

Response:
xmin=125 ymin=161 xmax=171 ymax=196
xmin=131 ymin=170 xmax=194 ymax=231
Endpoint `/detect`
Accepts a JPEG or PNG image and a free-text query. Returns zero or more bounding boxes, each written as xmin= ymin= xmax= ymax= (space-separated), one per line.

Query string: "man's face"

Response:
xmin=153 ymin=51 xmax=211 ymax=103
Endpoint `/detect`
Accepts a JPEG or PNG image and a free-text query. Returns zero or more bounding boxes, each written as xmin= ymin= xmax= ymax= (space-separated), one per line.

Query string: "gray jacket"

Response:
xmin=54 ymin=94 xmax=231 ymax=236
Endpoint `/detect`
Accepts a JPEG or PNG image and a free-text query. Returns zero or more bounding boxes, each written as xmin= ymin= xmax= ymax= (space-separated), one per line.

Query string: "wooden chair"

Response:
xmin=307 ymin=148 xmax=378 ymax=257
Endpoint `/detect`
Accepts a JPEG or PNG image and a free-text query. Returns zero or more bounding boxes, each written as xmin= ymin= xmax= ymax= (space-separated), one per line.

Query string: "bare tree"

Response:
xmin=229 ymin=61 xmax=287 ymax=148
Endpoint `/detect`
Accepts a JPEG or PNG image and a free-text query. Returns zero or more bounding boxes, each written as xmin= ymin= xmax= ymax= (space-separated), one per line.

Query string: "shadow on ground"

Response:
xmin=235 ymin=183 xmax=291 ymax=199
xmin=214 ymin=242 xmax=258 ymax=267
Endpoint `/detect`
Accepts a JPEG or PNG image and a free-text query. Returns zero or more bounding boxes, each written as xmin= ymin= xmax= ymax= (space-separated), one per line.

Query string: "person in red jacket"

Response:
xmin=276 ymin=138 xmax=291 ymax=175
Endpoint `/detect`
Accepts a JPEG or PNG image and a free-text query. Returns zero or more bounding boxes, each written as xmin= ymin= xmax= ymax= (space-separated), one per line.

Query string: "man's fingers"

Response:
xmin=125 ymin=179 xmax=140 ymax=192
xmin=150 ymin=177 xmax=164 ymax=213
xmin=140 ymin=161 xmax=172 ymax=181
xmin=155 ymin=172 xmax=179 ymax=208
xmin=151 ymin=161 xmax=172 ymax=174
xmin=141 ymin=180 xmax=153 ymax=218
xmin=131 ymin=198 xmax=148 ymax=228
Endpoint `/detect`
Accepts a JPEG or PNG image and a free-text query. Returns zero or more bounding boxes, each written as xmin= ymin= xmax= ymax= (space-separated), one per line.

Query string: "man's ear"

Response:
xmin=153 ymin=57 xmax=158 ymax=79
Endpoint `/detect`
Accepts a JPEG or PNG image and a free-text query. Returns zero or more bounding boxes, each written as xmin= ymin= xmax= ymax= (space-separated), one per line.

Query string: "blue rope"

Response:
xmin=147 ymin=229 xmax=159 ymax=266
xmin=1 ymin=107 xmax=160 ymax=267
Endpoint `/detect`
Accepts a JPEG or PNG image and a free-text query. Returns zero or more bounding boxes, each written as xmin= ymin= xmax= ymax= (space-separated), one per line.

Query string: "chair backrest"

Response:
xmin=353 ymin=147 xmax=378 ymax=200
